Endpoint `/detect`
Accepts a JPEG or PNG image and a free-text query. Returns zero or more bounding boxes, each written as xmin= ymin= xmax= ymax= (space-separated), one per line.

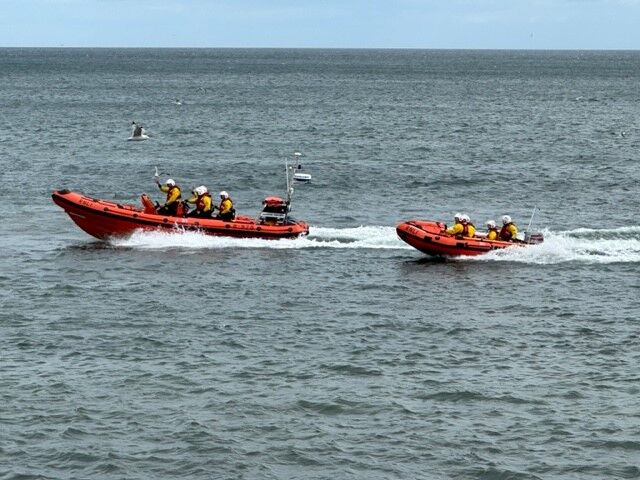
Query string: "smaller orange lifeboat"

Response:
xmin=396 ymin=220 xmax=543 ymax=257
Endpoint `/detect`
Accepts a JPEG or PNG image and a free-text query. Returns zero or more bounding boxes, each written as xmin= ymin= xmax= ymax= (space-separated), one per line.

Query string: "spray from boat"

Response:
xmin=108 ymin=225 xmax=640 ymax=264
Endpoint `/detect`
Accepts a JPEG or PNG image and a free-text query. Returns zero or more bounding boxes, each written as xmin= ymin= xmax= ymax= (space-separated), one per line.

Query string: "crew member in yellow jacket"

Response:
xmin=215 ymin=191 xmax=235 ymax=221
xmin=446 ymin=213 xmax=475 ymax=238
xmin=460 ymin=214 xmax=476 ymax=238
xmin=485 ymin=220 xmax=499 ymax=240
xmin=446 ymin=213 xmax=464 ymax=236
xmin=155 ymin=178 xmax=182 ymax=216
xmin=499 ymin=215 xmax=518 ymax=241
xmin=186 ymin=185 xmax=213 ymax=218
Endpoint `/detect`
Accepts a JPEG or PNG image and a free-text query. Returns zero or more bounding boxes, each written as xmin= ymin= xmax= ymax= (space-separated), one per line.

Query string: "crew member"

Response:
xmin=445 ymin=213 xmax=464 ymax=236
xmin=485 ymin=220 xmax=499 ymax=240
xmin=215 ymin=191 xmax=235 ymax=221
xmin=499 ymin=215 xmax=518 ymax=241
xmin=461 ymin=214 xmax=476 ymax=238
xmin=186 ymin=185 xmax=212 ymax=218
xmin=155 ymin=178 xmax=182 ymax=215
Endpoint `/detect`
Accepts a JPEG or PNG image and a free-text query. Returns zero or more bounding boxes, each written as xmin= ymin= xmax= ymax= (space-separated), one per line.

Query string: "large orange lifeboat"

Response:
xmin=396 ymin=220 xmax=543 ymax=257
xmin=52 ymin=190 xmax=309 ymax=240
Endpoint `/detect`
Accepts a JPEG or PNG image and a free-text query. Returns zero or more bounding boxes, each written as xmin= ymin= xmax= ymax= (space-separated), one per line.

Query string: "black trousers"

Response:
xmin=187 ymin=210 xmax=212 ymax=218
xmin=158 ymin=204 xmax=179 ymax=216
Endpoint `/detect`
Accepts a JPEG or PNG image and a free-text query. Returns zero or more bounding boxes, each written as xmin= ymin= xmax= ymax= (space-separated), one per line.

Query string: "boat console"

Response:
xmin=259 ymin=196 xmax=289 ymax=225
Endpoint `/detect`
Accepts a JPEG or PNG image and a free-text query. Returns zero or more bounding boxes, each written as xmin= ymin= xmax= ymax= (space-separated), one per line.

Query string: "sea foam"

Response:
xmin=110 ymin=225 xmax=640 ymax=263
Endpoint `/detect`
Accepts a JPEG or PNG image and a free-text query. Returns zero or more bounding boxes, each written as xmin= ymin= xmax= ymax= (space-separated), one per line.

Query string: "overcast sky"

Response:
xmin=1 ymin=0 xmax=639 ymax=49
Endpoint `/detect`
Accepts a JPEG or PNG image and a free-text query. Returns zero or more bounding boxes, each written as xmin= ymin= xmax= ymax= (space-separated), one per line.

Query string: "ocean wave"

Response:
xmin=417 ymin=390 xmax=541 ymax=405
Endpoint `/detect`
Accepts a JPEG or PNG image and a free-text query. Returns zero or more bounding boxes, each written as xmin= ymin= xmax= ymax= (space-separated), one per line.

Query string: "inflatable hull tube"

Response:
xmin=52 ymin=190 xmax=309 ymax=240
xmin=396 ymin=220 xmax=543 ymax=257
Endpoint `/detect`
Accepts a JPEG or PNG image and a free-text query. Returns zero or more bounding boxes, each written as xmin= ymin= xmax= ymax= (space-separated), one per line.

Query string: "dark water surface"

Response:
xmin=1 ymin=49 xmax=639 ymax=479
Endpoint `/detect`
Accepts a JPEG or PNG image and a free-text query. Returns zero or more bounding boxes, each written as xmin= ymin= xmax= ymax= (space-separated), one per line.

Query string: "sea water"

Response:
xmin=1 ymin=48 xmax=639 ymax=479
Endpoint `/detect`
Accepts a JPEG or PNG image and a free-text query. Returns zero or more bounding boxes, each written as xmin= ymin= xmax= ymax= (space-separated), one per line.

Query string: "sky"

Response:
xmin=1 ymin=0 xmax=640 ymax=49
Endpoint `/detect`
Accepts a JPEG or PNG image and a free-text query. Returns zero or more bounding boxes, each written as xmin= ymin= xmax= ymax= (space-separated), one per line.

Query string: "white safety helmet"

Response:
xmin=486 ymin=220 xmax=496 ymax=228
xmin=461 ymin=214 xmax=470 ymax=223
xmin=195 ymin=185 xmax=207 ymax=196
xmin=502 ymin=215 xmax=512 ymax=225
xmin=166 ymin=178 xmax=176 ymax=187
xmin=219 ymin=191 xmax=229 ymax=199
xmin=454 ymin=212 xmax=463 ymax=222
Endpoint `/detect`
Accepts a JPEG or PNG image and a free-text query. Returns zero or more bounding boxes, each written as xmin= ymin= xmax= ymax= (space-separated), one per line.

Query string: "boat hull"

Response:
xmin=293 ymin=173 xmax=312 ymax=182
xmin=396 ymin=220 xmax=542 ymax=257
xmin=52 ymin=190 xmax=309 ymax=240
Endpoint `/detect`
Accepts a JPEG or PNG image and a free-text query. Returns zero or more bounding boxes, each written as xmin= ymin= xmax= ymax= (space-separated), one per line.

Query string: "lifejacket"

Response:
xmin=455 ymin=222 xmax=475 ymax=238
xmin=166 ymin=185 xmax=181 ymax=204
xmin=219 ymin=197 xmax=233 ymax=215
xmin=486 ymin=228 xmax=498 ymax=240
xmin=196 ymin=193 xmax=212 ymax=212
xmin=499 ymin=223 xmax=515 ymax=241
xmin=462 ymin=222 xmax=476 ymax=238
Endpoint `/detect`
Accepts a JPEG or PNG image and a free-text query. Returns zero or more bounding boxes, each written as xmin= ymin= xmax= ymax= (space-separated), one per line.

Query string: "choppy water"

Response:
xmin=1 ymin=49 xmax=639 ymax=479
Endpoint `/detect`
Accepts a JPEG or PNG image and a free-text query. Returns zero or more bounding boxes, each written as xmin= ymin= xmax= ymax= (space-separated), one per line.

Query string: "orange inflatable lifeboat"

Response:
xmin=396 ymin=220 xmax=543 ymax=257
xmin=52 ymin=190 xmax=309 ymax=241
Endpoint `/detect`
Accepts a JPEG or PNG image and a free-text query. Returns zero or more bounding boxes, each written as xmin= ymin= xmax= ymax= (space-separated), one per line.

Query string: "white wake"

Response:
xmin=464 ymin=226 xmax=640 ymax=264
xmin=109 ymin=225 xmax=640 ymax=263
xmin=110 ymin=225 xmax=411 ymax=251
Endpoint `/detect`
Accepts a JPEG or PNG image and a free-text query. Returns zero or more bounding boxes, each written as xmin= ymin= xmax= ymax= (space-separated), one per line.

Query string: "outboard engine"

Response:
xmin=524 ymin=231 xmax=544 ymax=244
xmin=259 ymin=196 xmax=290 ymax=225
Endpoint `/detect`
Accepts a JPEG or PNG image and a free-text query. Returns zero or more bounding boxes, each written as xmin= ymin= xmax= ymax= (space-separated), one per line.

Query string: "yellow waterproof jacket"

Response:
xmin=159 ymin=184 xmax=181 ymax=205
xmin=187 ymin=193 xmax=212 ymax=213
xmin=500 ymin=223 xmax=518 ymax=241
xmin=465 ymin=224 xmax=476 ymax=238
xmin=446 ymin=222 xmax=463 ymax=236
xmin=447 ymin=222 xmax=475 ymax=238
xmin=486 ymin=228 xmax=498 ymax=240
xmin=219 ymin=197 xmax=233 ymax=215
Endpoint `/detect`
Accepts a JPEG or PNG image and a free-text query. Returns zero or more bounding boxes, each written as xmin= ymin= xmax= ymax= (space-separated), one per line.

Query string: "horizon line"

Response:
xmin=1 ymin=46 xmax=639 ymax=52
